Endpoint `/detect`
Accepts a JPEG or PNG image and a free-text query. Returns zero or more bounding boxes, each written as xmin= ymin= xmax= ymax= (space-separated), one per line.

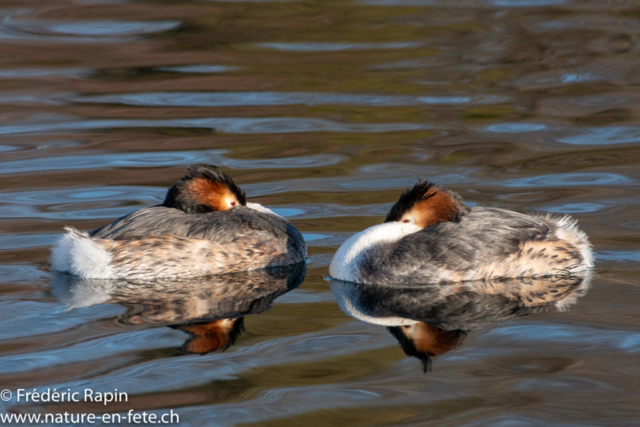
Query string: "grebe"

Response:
xmin=51 ymin=166 xmax=307 ymax=280
xmin=329 ymin=180 xmax=594 ymax=285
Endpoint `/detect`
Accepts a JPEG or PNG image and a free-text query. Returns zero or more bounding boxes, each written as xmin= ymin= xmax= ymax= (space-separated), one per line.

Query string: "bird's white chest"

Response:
xmin=329 ymin=222 xmax=420 ymax=282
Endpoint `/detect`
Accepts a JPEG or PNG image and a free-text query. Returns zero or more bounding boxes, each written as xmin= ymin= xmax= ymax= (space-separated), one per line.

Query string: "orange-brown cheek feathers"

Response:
xmin=163 ymin=165 xmax=246 ymax=214
xmin=185 ymin=178 xmax=238 ymax=211
xmin=385 ymin=179 xmax=469 ymax=228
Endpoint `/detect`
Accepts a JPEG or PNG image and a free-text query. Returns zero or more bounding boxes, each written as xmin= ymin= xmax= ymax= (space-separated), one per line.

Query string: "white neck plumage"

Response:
xmin=328 ymin=222 xmax=421 ymax=282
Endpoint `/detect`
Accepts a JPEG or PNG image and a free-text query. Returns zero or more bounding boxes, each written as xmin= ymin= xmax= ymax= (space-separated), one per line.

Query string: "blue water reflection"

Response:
xmin=73 ymin=91 xmax=510 ymax=107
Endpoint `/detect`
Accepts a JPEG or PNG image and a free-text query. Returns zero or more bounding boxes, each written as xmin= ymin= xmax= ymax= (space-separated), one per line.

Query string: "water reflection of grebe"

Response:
xmin=173 ymin=319 xmax=245 ymax=354
xmin=52 ymin=166 xmax=306 ymax=280
xmin=53 ymin=262 xmax=306 ymax=354
xmin=329 ymin=180 xmax=593 ymax=285
xmin=330 ymin=273 xmax=591 ymax=372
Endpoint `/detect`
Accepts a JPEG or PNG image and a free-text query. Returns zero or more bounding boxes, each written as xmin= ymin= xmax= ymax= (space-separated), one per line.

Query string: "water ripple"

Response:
xmin=156 ymin=65 xmax=240 ymax=74
xmin=0 ymin=68 xmax=88 ymax=78
xmin=484 ymin=123 xmax=549 ymax=133
xmin=484 ymin=323 xmax=640 ymax=352
xmin=362 ymin=0 xmax=568 ymax=5
xmin=40 ymin=328 xmax=386 ymax=394
xmin=597 ymin=251 xmax=640 ymax=263
xmin=72 ymin=91 xmax=510 ymax=107
xmin=0 ymin=299 xmax=119 ymax=341
xmin=558 ymin=127 xmax=640 ymax=145
xmin=540 ymin=202 xmax=607 ymax=214
xmin=0 ymin=234 xmax=57 ymax=251
xmin=0 ymin=117 xmax=430 ymax=136
xmin=0 ymin=150 xmax=344 ymax=175
xmin=0 ymin=329 xmax=182 ymax=375
xmin=42 ymin=21 xmax=180 ymax=37
xmin=502 ymin=173 xmax=633 ymax=187
xmin=0 ymin=16 xmax=180 ymax=42
xmin=255 ymin=41 xmax=424 ymax=52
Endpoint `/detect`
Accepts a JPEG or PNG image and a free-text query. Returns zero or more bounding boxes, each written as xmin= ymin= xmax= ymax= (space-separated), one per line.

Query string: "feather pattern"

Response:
xmin=53 ymin=206 xmax=306 ymax=280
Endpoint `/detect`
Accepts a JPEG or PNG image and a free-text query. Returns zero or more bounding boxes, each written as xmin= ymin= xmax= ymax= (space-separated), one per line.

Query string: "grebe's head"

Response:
xmin=385 ymin=179 xmax=468 ymax=228
xmin=163 ymin=165 xmax=246 ymax=214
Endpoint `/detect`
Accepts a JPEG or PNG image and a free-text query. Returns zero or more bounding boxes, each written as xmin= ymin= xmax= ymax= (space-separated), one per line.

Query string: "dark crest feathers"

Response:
xmin=162 ymin=165 xmax=247 ymax=214
xmin=385 ymin=179 xmax=468 ymax=223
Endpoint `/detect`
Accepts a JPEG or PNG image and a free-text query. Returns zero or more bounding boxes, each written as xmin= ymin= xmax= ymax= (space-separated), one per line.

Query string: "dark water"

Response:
xmin=1 ymin=0 xmax=640 ymax=425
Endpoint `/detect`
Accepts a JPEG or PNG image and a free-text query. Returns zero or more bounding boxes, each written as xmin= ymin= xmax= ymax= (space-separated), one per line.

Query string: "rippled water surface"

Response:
xmin=1 ymin=0 xmax=640 ymax=425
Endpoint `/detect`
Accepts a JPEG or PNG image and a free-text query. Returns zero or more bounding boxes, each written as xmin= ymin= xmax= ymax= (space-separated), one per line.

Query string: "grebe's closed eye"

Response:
xmin=51 ymin=165 xmax=307 ymax=280
xmin=329 ymin=179 xmax=594 ymax=285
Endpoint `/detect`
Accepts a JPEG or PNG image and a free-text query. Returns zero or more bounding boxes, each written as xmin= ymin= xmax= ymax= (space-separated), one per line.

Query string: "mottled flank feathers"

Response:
xmin=52 ymin=206 xmax=306 ymax=280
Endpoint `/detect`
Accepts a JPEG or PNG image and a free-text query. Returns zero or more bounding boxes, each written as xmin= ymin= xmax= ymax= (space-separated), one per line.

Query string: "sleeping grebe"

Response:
xmin=329 ymin=180 xmax=594 ymax=285
xmin=52 ymin=166 xmax=307 ymax=280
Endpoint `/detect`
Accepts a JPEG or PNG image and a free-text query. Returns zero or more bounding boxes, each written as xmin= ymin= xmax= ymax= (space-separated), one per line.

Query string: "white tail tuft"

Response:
xmin=51 ymin=227 xmax=115 ymax=279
